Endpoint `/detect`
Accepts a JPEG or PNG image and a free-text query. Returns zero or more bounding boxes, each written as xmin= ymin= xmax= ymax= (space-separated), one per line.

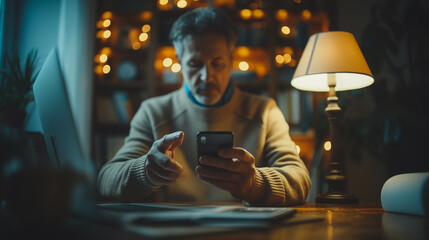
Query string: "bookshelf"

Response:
xmin=92 ymin=0 xmax=331 ymax=168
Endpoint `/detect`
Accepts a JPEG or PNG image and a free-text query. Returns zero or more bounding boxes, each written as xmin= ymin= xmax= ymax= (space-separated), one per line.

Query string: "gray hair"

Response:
xmin=169 ymin=7 xmax=238 ymax=59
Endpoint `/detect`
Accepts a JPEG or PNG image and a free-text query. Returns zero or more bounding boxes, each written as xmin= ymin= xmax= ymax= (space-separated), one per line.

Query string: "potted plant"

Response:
xmin=0 ymin=49 xmax=39 ymax=129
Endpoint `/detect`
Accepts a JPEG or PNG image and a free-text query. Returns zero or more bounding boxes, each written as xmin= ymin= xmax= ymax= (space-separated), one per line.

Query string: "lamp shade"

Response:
xmin=291 ymin=31 xmax=374 ymax=92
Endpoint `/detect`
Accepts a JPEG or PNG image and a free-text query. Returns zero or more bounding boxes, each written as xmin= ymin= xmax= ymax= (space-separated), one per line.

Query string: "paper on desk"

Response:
xmin=120 ymin=206 xmax=295 ymax=224
xmin=122 ymin=210 xmax=323 ymax=239
xmin=96 ymin=203 xmax=323 ymax=238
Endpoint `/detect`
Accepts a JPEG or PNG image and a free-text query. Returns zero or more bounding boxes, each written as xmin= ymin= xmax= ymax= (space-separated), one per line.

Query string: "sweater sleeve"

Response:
xmin=244 ymin=100 xmax=311 ymax=206
xmin=97 ymin=103 xmax=160 ymax=201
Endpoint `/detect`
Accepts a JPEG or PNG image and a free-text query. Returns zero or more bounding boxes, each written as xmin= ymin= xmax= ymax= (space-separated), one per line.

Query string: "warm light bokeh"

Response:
xmin=284 ymin=46 xmax=294 ymax=55
xmin=139 ymin=32 xmax=149 ymax=42
xmin=103 ymin=30 xmax=111 ymax=39
xmin=94 ymin=65 xmax=103 ymax=75
xmin=141 ymin=11 xmax=153 ymax=21
xmin=240 ymin=9 xmax=252 ymax=20
xmin=142 ymin=24 xmax=151 ymax=33
xmin=102 ymin=19 xmax=111 ymax=28
xmin=275 ymin=54 xmax=284 ymax=64
xmin=281 ymin=26 xmax=291 ymax=35
xmin=236 ymin=46 xmax=250 ymax=57
xmin=163 ymin=58 xmax=173 ymax=67
xmin=132 ymin=42 xmax=141 ymax=50
xmin=252 ymin=9 xmax=264 ymax=19
xmin=283 ymin=53 xmax=292 ymax=64
xmin=238 ymin=61 xmax=249 ymax=71
xmin=276 ymin=9 xmax=288 ymax=22
xmin=99 ymin=54 xmax=108 ymax=63
xmin=302 ymin=9 xmax=312 ymax=20
xmin=171 ymin=63 xmax=181 ymax=73
xmin=101 ymin=11 xmax=112 ymax=19
xmin=102 ymin=65 xmax=111 ymax=74
xmin=177 ymin=0 xmax=187 ymax=8
xmin=100 ymin=47 xmax=111 ymax=56
xmin=324 ymin=141 xmax=331 ymax=151
xmin=233 ymin=48 xmax=269 ymax=80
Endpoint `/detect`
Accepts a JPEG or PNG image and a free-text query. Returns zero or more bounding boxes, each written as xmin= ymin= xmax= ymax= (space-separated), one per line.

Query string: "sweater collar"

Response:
xmin=178 ymin=82 xmax=242 ymax=123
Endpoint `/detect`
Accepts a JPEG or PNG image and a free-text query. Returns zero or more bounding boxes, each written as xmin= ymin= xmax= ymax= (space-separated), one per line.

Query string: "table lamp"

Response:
xmin=291 ymin=31 xmax=374 ymax=204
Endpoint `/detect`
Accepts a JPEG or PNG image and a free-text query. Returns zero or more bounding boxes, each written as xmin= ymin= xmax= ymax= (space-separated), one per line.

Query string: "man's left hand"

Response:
xmin=195 ymin=147 xmax=256 ymax=201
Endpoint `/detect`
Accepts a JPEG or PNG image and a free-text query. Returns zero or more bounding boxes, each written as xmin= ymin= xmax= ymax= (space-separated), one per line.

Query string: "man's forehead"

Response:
xmin=181 ymin=34 xmax=230 ymax=58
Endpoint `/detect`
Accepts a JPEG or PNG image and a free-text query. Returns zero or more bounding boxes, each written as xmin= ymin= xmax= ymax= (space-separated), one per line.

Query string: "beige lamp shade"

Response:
xmin=291 ymin=31 xmax=374 ymax=92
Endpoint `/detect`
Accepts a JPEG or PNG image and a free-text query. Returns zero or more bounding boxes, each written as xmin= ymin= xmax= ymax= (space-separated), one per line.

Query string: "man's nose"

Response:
xmin=200 ymin=64 xmax=214 ymax=82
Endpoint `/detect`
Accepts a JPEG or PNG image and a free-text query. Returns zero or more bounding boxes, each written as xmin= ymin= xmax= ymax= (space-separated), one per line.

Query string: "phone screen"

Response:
xmin=196 ymin=131 xmax=234 ymax=162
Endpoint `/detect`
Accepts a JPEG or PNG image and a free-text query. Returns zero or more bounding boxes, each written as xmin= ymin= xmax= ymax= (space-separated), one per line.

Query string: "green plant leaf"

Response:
xmin=0 ymin=48 xmax=39 ymax=112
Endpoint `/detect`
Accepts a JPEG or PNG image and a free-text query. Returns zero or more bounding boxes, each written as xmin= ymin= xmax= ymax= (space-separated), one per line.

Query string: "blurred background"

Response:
xmin=1 ymin=0 xmax=428 ymax=204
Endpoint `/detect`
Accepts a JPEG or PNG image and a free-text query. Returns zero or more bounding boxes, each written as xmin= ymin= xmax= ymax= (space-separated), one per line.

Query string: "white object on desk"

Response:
xmin=381 ymin=172 xmax=429 ymax=217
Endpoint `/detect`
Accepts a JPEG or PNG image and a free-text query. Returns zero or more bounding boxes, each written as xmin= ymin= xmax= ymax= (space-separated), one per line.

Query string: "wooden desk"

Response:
xmin=179 ymin=203 xmax=428 ymax=240
xmin=2 ymin=202 xmax=428 ymax=240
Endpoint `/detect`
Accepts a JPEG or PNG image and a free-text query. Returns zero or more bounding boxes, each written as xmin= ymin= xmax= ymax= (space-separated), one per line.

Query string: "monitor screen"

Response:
xmin=33 ymin=47 xmax=94 ymax=177
xmin=33 ymin=47 xmax=96 ymax=217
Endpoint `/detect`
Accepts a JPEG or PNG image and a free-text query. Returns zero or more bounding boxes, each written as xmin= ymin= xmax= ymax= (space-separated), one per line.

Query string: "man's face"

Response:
xmin=178 ymin=33 xmax=233 ymax=106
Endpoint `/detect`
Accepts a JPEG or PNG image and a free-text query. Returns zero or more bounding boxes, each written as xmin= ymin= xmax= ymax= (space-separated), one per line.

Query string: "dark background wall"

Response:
xmin=335 ymin=0 xmax=429 ymax=203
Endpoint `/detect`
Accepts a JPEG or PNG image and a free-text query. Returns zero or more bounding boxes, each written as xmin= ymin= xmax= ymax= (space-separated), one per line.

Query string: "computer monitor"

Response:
xmin=33 ymin=47 xmax=96 ymax=216
xmin=33 ymin=47 xmax=93 ymax=175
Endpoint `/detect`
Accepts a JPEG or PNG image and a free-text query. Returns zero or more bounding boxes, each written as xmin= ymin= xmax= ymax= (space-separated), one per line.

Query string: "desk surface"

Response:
xmin=163 ymin=202 xmax=428 ymax=240
xmin=2 ymin=202 xmax=428 ymax=240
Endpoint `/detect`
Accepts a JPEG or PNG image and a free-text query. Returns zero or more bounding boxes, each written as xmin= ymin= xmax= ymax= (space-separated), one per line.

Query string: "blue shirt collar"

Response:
xmin=184 ymin=80 xmax=234 ymax=108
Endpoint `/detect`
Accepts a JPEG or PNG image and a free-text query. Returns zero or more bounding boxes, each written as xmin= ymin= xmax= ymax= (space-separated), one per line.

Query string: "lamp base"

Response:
xmin=316 ymin=192 xmax=358 ymax=204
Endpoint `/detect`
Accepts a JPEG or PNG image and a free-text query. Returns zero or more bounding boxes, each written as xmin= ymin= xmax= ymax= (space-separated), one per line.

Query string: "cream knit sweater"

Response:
xmin=97 ymin=85 xmax=311 ymax=206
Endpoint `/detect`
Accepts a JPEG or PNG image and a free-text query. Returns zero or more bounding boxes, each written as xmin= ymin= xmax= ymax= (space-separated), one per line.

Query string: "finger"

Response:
xmin=156 ymin=131 xmax=184 ymax=153
xmin=218 ymin=147 xmax=254 ymax=163
xmin=147 ymin=151 xmax=183 ymax=173
xmin=195 ymin=165 xmax=242 ymax=182
xmin=147 ymin=161 xmax=181 ymax=181
xmin=146 ymin=169 xmax=178 ymax=185
xmin=169 ymin=131 xmax=184 ymax=151
xmin=199 ymin=155 xmax=246 ymax=173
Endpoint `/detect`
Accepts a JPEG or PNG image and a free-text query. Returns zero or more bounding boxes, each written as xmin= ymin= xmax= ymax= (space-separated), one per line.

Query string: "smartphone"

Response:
xmin=196 ymin=131 xmax=234 ymax=163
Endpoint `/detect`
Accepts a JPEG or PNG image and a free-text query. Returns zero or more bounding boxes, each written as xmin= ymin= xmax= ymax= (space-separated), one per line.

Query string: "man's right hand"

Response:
xmin=145 ymin=131 xmax=184 ymax=186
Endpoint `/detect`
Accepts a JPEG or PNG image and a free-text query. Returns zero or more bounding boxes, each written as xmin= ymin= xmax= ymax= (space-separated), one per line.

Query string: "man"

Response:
xmin=98 ymin=7 xmax=311 ymax=206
